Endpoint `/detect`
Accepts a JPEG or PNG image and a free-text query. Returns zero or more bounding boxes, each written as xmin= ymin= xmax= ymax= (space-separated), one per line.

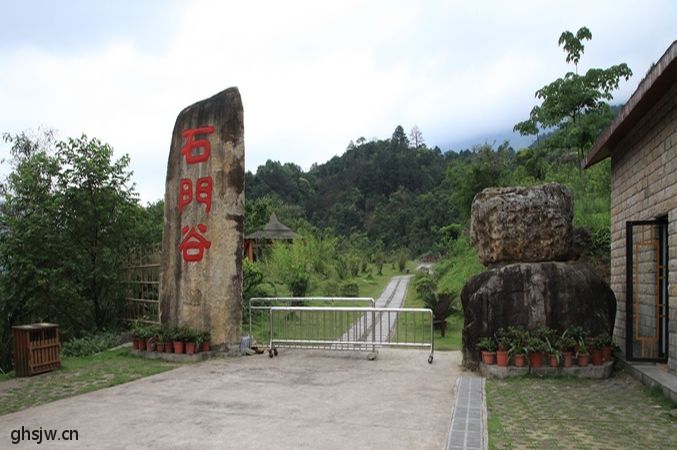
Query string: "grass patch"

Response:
xmin=0 ymin=348 xmax=179 ymax=416
xmin=400 ymin=281 xmax=462 ymax=351
xmin=246 ymin=262 xmax=413 ymax=344
xmin=486 ymin=374 xmax=677 ymax=449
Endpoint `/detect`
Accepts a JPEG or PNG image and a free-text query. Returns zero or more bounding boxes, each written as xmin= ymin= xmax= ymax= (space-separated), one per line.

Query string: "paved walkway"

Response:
xmin=0 ymin=350 xmax=462 ymax=449
xmin=341 ymin=275 xmax=411 ymax=343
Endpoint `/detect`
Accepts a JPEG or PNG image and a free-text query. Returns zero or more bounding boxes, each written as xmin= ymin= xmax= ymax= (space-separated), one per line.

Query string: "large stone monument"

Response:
xmin=462 ymin=183 xmax=616 ymax=368
xmin=159 ymin=88 xmax=244 ymax=349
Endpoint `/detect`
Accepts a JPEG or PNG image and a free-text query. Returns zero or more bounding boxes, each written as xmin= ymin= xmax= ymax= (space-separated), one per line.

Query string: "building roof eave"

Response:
xmin=583 ymin=40 xmax=677 ymax=169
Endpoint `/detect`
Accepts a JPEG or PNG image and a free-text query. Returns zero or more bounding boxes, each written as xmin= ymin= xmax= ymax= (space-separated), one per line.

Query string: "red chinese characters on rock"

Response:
xmin=181 ymin=126 xmax=215 ymax=164
xmin=179 ymin=224 xmax=212 ymax=262
xmin=178 ymin=126 xmax=215 ymax=263
xmin=178 ymin=177 xmax=213 ymax=214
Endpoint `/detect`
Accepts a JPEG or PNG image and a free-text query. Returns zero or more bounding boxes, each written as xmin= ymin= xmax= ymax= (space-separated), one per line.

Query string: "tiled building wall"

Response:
xmin=609 ymin=81 xmax=677 ymax=370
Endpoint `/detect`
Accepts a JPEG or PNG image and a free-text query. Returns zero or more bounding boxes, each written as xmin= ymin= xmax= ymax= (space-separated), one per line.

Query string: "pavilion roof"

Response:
xmin=245 ymin=213 xmax=300 ymax=240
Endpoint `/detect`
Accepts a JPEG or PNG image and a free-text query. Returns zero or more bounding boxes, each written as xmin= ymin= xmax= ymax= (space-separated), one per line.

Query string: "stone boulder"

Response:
xmin=470 ymin=183 xmax=573 ymax=266
xmin=461 ymin=261 xmax=616 ymax=368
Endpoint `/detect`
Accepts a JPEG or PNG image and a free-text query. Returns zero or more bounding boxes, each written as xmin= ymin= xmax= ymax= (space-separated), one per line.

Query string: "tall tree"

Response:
xmin=391 ymin=125 xmax=409 ymax=148
xmin=514 ymin=26 xmax=632 ymax=166
xmin=409 ymin=125 xmax=424 ymax=148
xmin=0 ymin=131 xmax=147 ymax=370
xmin=56 ymin=135 xmax=140 ymax=328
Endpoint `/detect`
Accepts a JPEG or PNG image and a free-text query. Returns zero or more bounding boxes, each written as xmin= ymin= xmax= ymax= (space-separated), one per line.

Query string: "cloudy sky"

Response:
xmin=1 ymin=0 xmax=675 ymax=203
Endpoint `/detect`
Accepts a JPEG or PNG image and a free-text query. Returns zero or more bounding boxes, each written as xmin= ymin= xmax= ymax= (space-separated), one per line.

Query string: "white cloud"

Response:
xmin=1 ymin=0 xmax=676 ymax=203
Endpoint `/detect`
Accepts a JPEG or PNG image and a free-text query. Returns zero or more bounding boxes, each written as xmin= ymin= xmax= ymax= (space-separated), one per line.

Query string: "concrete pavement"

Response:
xmin=0 ymin=349 xmax=462 ymax=449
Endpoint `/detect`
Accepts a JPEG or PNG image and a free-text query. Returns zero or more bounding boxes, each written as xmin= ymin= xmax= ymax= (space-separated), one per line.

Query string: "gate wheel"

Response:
xmin=268 ymin=349 xmax=274 ymax=358
xmin=428 ymin=355 xmax=433 ymax=364
xmin=273 ymin=348 xmax=278 ymax=356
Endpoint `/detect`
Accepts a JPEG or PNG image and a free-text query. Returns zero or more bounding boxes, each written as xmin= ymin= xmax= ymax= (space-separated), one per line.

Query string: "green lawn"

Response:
xmin=0 ymin=348 xmax=179 ymax=416
xmin=247 ymin=262 xmax=415 ymax=345
xmin=399 ymin=280 xmax=462 ymax=351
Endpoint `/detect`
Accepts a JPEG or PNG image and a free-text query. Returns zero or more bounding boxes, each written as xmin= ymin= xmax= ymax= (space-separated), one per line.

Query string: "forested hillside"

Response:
xmin=246 ymin=125 xmax=465 ymax=255
xmin=245 ymin=124 xmax=612 ymax=259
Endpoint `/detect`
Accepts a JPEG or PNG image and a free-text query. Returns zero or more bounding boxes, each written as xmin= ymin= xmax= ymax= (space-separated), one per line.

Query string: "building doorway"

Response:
xmin=626 ymin=219 xmax=669 ymax=362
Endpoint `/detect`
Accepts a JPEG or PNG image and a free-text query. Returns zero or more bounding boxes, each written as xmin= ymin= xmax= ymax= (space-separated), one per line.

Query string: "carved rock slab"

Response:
xmin=159 ymin=88 xmax=244 ymax=348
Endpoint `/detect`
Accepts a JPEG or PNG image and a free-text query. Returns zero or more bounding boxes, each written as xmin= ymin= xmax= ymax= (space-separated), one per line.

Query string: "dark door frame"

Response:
xmin=626 ymin=219 xmax=669 ymax=362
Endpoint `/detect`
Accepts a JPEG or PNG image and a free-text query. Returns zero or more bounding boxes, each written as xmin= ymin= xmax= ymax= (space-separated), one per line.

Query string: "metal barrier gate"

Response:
xmin=266 ymin=306 xmax=434 ymax=363
xmin=248 ymin=297 xmax=376 ymax=343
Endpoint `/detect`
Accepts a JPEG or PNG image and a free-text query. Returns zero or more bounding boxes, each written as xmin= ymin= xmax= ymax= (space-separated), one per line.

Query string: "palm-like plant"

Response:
xmin=421 ymin=292 xmax=456 ymax=337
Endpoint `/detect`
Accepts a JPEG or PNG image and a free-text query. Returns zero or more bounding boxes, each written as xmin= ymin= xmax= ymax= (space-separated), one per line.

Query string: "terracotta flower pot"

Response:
xmin=185 ymin=342 xmax=196 ymax=355
xmin=201 ymin=342 xmax=210 ymax=353
xmin=156 ymin=342 xmax=165 ymax=353
xmin=514 ymin=354 xmax=527 ymax=367
xmin=577 ymin=353 xmax=590 ymax=367
xmin=146 ymin=341 xmax=154 ymax=352
xmin=528 ymin=351 xmax=544 ymax=368
xmin=496 ymin=350 xmax=509 ymax=367
xmin=165 ymin=343 xmax=174 ymax=353
xmin=602 ymin=346 xmax=613 ymax=362
xmin=173 ymin=341 xmax=185 ymax=354
xmin=481 ymin=351 xmax=496 ymax=365
xmin=562 ymin=351 xmax=574 ymax=368
xmin=137 ymin=339 xmax=145 ymax=351
xmin=591 ymin=349 xmax=603 ymax=366
xmin=549 ymin=354 xmax=559 ymax=368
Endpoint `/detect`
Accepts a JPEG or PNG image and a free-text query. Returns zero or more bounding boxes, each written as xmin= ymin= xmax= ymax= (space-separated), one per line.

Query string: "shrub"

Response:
xmin=340 ymin=282 xmax=360 ymax=297
xmin=396 ymin=250 xmax=407 ymax=272
xmin=61 ymin=331 xmax=122 ymax=357
xmin=324 ymin=281 xmax=340 ymax=297
xmin=335 ymin=257 xmax=350 ymax=280
xmin=374 ymin=249 xmax=385 ymax=275
xmin=288 ymin=268 xmax=310 ymax=297
xmin=347 ymin=253 xmax=361 ymax=277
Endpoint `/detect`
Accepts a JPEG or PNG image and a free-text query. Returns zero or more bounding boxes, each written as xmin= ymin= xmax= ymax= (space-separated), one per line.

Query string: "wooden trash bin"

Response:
xmin=12 ymin=323 xmax=61 ymax=377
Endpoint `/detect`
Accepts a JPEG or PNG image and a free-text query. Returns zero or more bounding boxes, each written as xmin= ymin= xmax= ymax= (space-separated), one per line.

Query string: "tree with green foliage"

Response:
xmin=446 ymin=142 xmax=515 ymax=221
xmin=391 ymin=125 xmax=409 ymax=148
xmin=514 ymin=26 xmax=632 ymax=166
xmin=0 ymin=130 xmax=148 ymax=371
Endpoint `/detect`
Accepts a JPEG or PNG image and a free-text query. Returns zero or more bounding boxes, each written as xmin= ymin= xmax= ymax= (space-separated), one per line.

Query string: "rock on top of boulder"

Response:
xmin=470 ymin=183 xmax=573 ymax=266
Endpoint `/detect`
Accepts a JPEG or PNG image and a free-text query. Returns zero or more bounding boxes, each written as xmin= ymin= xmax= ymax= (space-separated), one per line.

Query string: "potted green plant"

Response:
xmin=131 ymin=321 xmax=145 ymax=350
xmin=507 ymin=326 xmax=528 ymax=367
xmin=173 ymin=326 xmax=186 ymax=354
xmin=576 ymin=338 xmax=590 ymax=367
xmin=596 ymin=332 xmax=614 ymax=362
xmin=567 ymin=325 xmax=589 ymax=354
xmin=495 ymin=328 xmax=510 ymax=367
xmin=135 ymin=323 xmax=154 ymax=352
xmin=196 ymin=331 xmax=211 ymax=352
xmin=476 ymin=337 xmax=497 ymax=365
xmin=184 ymin=327 xmax=198 ymax=355
xmin=156 ymin=325 xmax=172 ymax=353
xmin=163 ymin=326 xmax=176 ymax=353
xmin=527 ymin=335 xmax=547 ymax=368
xmin=590 ymin=336 xmax=604 ymax=366
xmin=544 ymin=337 xmax=560 ymax=368
xmin=557 ymin=333 xmax=576 ymax=368
xmin=147 ymin=324 xmax=161 ymax=352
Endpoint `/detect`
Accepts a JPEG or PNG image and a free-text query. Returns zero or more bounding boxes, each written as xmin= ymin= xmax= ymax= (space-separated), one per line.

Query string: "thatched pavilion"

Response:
xmin=244 ymin=213 xmax=300 ymax=262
